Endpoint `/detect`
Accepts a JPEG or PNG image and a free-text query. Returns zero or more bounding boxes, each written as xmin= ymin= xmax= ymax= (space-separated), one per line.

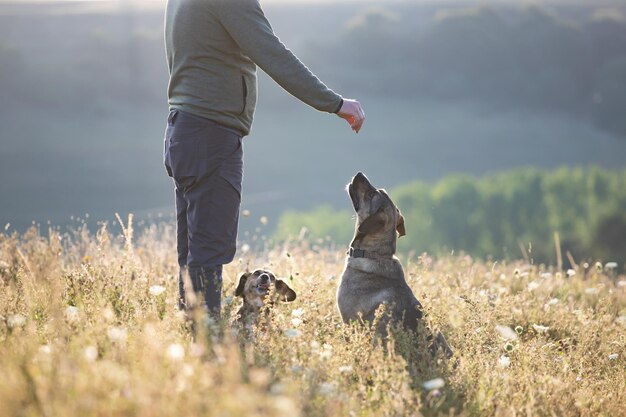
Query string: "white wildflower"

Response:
xmin=241 ymin=244 xmax=250 ymax=254
xmin=566 ymin=269 xmax=576 ymax=277
xmin=39 ymin=345 xmax=52 ymax=355
xmin=84 ymin=345 xmax=98 ymax=362
xmin=291 ymin=318 xmax=303 ymax=327
xmin=318 ymin=382 xmax=336 ymax=396
xmin=540 ymin=272 xmax=552 ymax=279
xmin=495 ymin=325 xmax=518 ymax=340
xmin=605 ymin=262 xmax=618 ymax=270
xmin=608 ymin=353 xmax=618 ymax=360
xmin=0 ymin=260 xmax=9 ymax=269
xmin=269 ymin=383 xmax=286 ymax=395
xmin=64 ymin=306 xmax=79 ymax=323
xmin=422 ymin=378 xmax=445 ymax=390
xmin=107 ymin=326 xmax=128 ymax=343
xmin=544 ymin=298 xmax=559 ymax=310
xmin=7 ymin=314 xmax=26 ymax=328
xmin=273 ymin=396 xmax=298 ymax=415
xmin=617 ymin=280 xmax=626 ymax=287
xmin=585 ymin=287 xmax=599 ymax=295
xmin=498 ymin=355 xmax=511 ymax=368
xmin=167 ymin=343 xmax=185 ymax=361
xmin=283 ymin=329 xmax=300 ymax=338
xmin=338 ymin=365 xmax=353 ymax=373
xmin=149 ymin=285 xmax=166 ymax=297
xmin=242 ymin=209 xmax=251 ymax=218
xmin=532 ymin=324 xmax=550 ymax=334
xmin=430 ymin=389 xmax=443 ymax=398
xmin=102 ymin=307 xmax=115 ymax=322
xmin=259 ymin=216 xmax=269 ymax=226
xmin=527 ymin=281 xmax=540 ymax=291
xmin=291 ymin=308 xmax=305 ymax=317
xmin=319 ymin=343 xmax=333 ymax=360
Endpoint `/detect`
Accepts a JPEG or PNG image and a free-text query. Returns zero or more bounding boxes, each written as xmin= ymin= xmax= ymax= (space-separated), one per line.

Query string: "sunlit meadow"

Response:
xmin=0 ymin=216 xmax=624 ymax=416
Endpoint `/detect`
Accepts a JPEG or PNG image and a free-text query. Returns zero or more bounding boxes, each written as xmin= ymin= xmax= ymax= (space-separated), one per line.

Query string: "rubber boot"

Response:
xmin=187 ymin=265 xmax=222 ymax=319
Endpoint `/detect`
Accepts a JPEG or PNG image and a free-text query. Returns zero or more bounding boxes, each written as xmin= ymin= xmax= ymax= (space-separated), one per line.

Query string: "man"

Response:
xmin=164 ymin=0 xmax=365 ymax=318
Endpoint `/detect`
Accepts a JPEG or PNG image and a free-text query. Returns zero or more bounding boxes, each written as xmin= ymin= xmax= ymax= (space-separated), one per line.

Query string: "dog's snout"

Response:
xmin=259 ymin=273 xmax=270 ymax=283
xmin=351 ymin=172 xmax=373 ymax=190
xmin=351 ymin=172 xmax=365 ymax=187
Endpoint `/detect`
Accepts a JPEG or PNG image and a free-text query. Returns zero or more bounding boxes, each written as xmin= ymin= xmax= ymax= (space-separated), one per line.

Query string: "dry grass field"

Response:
xmin=0 ymin=218 xmax=624 ymax=417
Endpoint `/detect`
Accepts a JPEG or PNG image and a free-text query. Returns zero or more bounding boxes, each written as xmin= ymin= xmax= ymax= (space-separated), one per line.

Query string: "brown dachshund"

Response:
xmin=235 ymin=269 xmax=296 ymax=326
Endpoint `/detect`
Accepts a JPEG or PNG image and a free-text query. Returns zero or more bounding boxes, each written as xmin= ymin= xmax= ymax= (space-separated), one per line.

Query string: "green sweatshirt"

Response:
xmin=165 ymin=0 xmax=343 ymax=136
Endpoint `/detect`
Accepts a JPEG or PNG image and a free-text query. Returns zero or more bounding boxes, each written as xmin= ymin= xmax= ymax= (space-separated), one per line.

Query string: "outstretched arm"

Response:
xmin=216 ymin=0 xmax=365 ymax=132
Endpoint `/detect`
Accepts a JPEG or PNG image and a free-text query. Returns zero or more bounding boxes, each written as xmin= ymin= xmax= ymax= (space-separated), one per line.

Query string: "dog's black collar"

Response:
xmin=348 ymin=247 xmax=392 ymax=259
xmin=348 ymin=247 xmax=367 ymax=258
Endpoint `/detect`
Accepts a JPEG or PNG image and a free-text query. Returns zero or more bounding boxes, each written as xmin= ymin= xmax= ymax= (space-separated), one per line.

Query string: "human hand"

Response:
xmin=336 ymin=99 xmax=365 ymax=133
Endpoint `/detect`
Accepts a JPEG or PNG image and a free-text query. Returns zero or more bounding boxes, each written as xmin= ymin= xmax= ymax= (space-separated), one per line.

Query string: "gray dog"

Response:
xmin=337 ymin=172 xmax=452 ymax=357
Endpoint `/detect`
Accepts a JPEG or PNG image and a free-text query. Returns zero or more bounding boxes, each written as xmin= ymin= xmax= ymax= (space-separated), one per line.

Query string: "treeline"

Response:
xmin=314 ymin=5 xmax=626 ymax=137
xmin=275 ymin=167 xmax=626 ymax=267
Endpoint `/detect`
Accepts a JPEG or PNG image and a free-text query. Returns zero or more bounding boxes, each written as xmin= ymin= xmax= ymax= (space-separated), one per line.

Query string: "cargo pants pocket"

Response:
xmin=218 ymin=137 xmax=244 ymax=198
xmin=164 ymin=109 xmax=210 ymax=178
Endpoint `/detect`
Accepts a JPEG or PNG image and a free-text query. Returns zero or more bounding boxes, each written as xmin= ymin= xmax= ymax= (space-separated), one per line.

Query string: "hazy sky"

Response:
xmin=0 ymin=0 xmax=599 ymax=4
xmin=0 ymin=0 xmax=619 ymax=11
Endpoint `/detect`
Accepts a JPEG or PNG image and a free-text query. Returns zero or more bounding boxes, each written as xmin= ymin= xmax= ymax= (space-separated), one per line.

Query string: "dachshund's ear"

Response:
xmin=396 ymin=209 xmax=406 ymax=237
xmin=235 ymin=273 xmax=249 ymax=297
xmin=275 ymin=280 xmax=296 ymax=302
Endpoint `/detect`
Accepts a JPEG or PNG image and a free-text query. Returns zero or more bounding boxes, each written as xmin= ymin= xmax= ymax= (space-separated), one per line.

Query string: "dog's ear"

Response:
xmin=275 ymin=280 xmax=296 ymax=302
xmin=357 ymin=209 xmax=385 ymax=237
xmin=235 ymin=273 xmax=249 ymax=297
xmin=396 ymin=209 xmax=406 ymax=237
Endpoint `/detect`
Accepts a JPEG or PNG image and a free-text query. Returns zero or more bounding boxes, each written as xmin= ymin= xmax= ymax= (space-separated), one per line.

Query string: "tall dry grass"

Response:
xmin=0 ymin=219 xmax=624 ymax=416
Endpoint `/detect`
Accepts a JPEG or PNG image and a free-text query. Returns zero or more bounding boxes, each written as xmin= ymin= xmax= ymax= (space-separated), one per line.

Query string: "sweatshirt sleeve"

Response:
xmin=215 ymin=0 xmax=343 ymax=113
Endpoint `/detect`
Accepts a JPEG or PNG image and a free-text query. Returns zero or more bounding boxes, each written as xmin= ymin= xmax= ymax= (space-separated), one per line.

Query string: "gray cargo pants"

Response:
xmin=164 ymin=109 xmax=243 ymax=317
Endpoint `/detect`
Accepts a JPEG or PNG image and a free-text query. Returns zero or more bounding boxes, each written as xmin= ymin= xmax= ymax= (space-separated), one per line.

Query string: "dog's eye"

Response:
xmin=368 ymin=190 xmax=377 ymax=199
